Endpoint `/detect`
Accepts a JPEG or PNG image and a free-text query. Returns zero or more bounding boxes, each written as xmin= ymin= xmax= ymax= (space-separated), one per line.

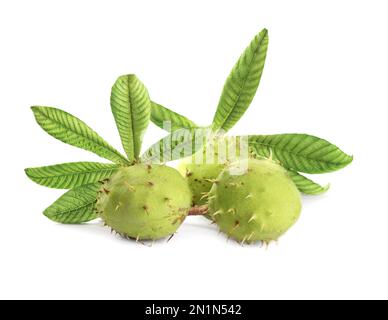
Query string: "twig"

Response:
xmin=188 ymin=205 xmax=208 ymax=216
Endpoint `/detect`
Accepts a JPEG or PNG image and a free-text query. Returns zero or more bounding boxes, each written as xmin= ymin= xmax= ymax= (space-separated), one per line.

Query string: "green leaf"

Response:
xmin=110 ymin=74 xmax=151 ymax=161
xmin=31 ymin=106 xmax=129 ymax=165
xmin=141 ymin=128 xmax=208 ymax=163
xmin=25 ymin=162 xmax=120 ymax=189
xmin=212 ymin=28 xmax=269 ymax=132
xmin=249 ymin=134 xmax=353 ymax=174
xmin=43 ymin=183 xmax=101 ymax=224
xmin=151 ymin=101 xmax=197 ymax=132
xmin=287 ymin=170 xmax=330 ymax=195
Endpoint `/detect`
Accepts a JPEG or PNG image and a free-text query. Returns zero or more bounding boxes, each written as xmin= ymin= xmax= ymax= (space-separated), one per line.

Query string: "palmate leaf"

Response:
xmin=212 ymin=29 xmax=269 ymax=132
xmin=141 ymin=128 xmax=208 ymax=163
xmin=43 ymin=183 xmax=101 ymax=224
xmin=25 ymin=162 xmax=120 ymax=189
xmin=151 ymin=101 xmax=197 ymax=132
xmin=111 ymin=74 xmax=151 ymax=161
xmin=31 ymin=106 xmax=129 ymax=165
xmin=249 ymin=134 xmax=353 ymax=174
xmin=287 ymin=170 xmax=330 ymax=195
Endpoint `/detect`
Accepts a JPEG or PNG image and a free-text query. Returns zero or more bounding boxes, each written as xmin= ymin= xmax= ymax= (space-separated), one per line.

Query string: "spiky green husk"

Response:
xmin=208 ymin=159 xmax=302 ymax=244
xmin=178 ymin=161 xmax=225 ymax=206
xmin=178 ymin=136 xmax=243 ymax=206
xmin=97 ymin=164 xmax=192 ymax=241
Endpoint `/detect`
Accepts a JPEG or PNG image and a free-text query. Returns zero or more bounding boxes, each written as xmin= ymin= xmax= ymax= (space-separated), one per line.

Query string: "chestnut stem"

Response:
xmin=188 ymin=205 xmax=208 ymax=216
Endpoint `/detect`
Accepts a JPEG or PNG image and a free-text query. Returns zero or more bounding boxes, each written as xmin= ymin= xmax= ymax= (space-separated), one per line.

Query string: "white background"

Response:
xmin=0 ymin=0 xmax=387 ymax=300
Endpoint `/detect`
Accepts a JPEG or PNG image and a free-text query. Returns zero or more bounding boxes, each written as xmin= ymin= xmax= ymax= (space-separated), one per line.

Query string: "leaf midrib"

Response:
xmin=47 ymin=200 xmax=96 ymax=217
xmin=127 ymin=77 xmax=137 ymax=160
xmin=250 ymin=140 xmax=350 ymax=166
xmin=217 ymin=32 xmax=266 ymax=131
xmin=28 ymin=167 xmax=118 ymax=179
xmin=36 ymin=108 xmax=128 ymax=164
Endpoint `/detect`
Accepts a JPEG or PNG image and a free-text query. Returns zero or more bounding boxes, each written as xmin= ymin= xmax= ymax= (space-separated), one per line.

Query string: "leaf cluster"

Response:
xmin=25 ymin=28 xmax=352 ymax=224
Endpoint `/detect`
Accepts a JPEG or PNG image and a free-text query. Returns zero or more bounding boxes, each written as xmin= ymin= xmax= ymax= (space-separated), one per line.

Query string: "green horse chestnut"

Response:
xmin=97 ymin=164 xmax=192 ymax=241
xmin=208 ymin=158 xmax=302 ymax=244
